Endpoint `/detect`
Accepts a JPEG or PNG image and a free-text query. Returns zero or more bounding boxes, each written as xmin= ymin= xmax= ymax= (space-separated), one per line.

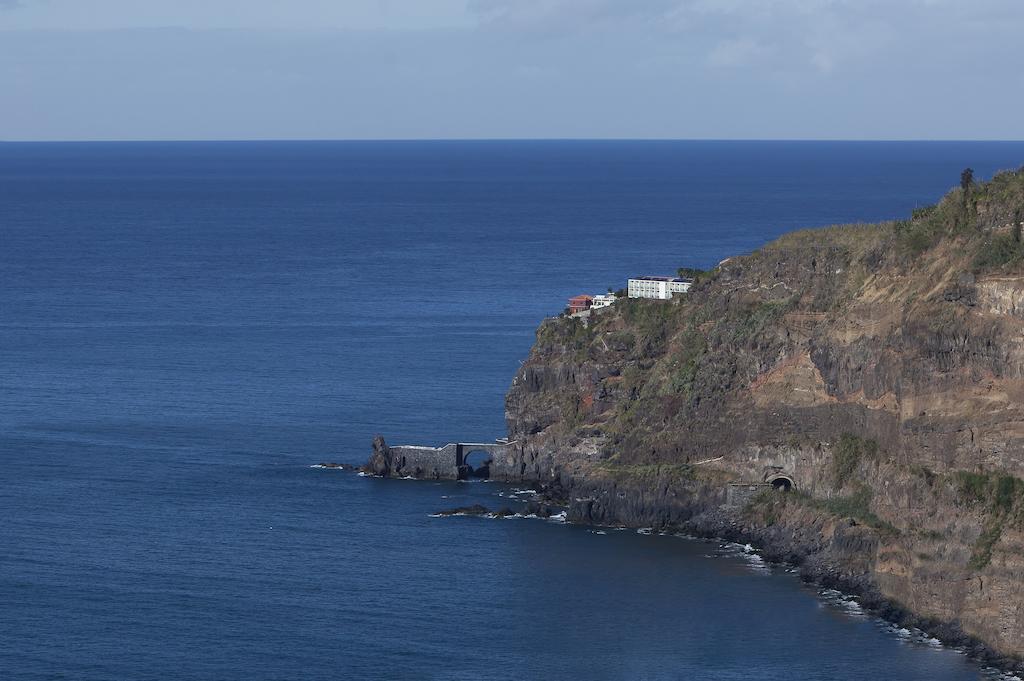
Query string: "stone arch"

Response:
xmin=765 ymin=474 xmax=795 ymax=492
xmin=457 ymin=447 xmax=493 ymax=479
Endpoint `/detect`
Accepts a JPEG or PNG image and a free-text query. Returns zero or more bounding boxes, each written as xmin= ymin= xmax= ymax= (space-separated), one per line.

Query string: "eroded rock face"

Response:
xmin=363 ymin=435 xmax=393 ymax=477
xmin=360 ymin=173 xmax=1024 ymax=667
xmin=499 ymin=172 xmax=1024 ymax=667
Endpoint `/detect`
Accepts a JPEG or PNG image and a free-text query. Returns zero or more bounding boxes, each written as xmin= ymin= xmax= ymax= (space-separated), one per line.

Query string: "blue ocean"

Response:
xmin=3 ymin=140 xmax=1024 ymax=681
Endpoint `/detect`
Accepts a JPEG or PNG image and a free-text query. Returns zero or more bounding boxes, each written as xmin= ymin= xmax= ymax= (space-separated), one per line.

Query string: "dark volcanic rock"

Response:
xmin=522 ymin=500 xmax=566 ymax=518
xmin=434 ymin=504 xmax=491 ymax=517
xmin=362 ymin=171 xmax=1024 ymax=672
xmin=362 ymin=435 xmax=392 ymax=477
xmin=498 ymin=171 xmax=1024 ymax=670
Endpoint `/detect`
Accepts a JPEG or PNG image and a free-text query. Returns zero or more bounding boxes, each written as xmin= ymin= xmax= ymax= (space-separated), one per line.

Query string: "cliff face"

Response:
xmin=501 ymin=169 xmax=1024 ymax=665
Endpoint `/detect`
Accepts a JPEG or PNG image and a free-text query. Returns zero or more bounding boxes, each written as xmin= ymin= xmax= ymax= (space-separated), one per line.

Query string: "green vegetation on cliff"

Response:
xmin=952 ymin=471 xmax=1024 ymax=569
xmin=518 ymin=167 xmax=1024 ymax=463
xmin=832 ymin=434 xmax=879 ymax=490
xmin=507 ymin=167 xmax=1024 ymax=663
xmin=747 ymin=487 xmax=898 ymax=536
xmin=893 ymin=166 xmax=1024 ymax=267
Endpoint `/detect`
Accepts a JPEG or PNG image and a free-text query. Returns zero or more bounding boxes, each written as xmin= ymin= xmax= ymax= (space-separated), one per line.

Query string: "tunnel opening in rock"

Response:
xmin=769 ymin=476 xmax=794 ymax=492
xmin=463 ymin=450 xmax=492 ymax=479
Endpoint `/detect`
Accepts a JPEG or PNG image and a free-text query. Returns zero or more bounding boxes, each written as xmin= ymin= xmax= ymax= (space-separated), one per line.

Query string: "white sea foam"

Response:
xmin=428 ymin=507 xmax=568 ymax=524
xmin=882 ymin=623 xmax=945 ymax=647
xmin=681 ymin=537 xmax=775 ymax=574
xmin=818 ymin=589 xmax=867 ymax=619
xmin=483 ymin=510 xmax=570 ymax=523
xmin=738 ymin=549 xmax=769 ymax=574
xmin=636 ymin=527 xmax=654 ymax=535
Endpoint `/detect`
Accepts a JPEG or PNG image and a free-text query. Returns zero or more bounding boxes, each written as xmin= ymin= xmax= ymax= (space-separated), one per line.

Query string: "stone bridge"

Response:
xmin=365 ymin=436 xmax=517 ymax=480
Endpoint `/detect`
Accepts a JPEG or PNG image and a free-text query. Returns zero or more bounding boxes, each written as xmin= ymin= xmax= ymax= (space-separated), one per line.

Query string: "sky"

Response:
xmin=0 ymin=0 xmax=1022 ymax=141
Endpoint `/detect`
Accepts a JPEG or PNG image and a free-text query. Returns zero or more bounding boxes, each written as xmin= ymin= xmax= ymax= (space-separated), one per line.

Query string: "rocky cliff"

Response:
xmin=498 ymin=169 xmax=1024 ymax=669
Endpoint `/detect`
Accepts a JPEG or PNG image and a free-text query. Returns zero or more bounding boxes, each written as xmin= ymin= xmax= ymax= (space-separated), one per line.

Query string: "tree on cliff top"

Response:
xmin=961 ymin=167 xmax=974 ymax=194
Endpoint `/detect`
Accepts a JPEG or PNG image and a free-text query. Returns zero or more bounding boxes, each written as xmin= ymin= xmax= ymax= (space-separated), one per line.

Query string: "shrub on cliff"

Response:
xmin=664 ymin=325 xmax=706 ymax=398
xmin=831 ymin=433 xmax=879 ymax=490
xmin=676 ymin=266 xmax=714 ymax=287
xmin=952 ymin=471 xmax=1024 ymax=569
xmin=973 ymin=232 xmax=1024 ymax=269
xmin=895 ymin=191 xmax=978 ymax=254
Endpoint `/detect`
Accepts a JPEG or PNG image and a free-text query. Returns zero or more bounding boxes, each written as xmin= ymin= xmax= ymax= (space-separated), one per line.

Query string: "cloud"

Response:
xmin=706 ymin=38 xmax=769 ymax=68
xmin=0 ymin=0 xmax=1022 ymax=140
xmin=467 ymin=0 xmax=1024 ymax=75
xmin=468 ymin=0 xmax=680 ymax=31
xmin=0 ymin=1 xmax=473 ymax=30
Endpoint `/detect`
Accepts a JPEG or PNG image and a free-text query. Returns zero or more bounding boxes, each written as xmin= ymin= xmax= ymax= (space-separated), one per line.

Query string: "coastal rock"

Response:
xmin=363 ymin=170 xmax=1024 ymax=672
xmin=522 ymin=500 xmax=558 ymax=518
xmin=362 ymin=435 xmax=393 ymax=477
xmin=435 ymin=504 xmax=491 ymax=517
xmin=499 ymin=170 xmax=1024 ymax=669
xmin=433 ymin=505 xmax=540 ymax=519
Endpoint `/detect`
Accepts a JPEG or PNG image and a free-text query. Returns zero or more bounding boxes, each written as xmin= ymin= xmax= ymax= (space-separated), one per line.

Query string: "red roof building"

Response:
xmin=568 ymin=294 xmax=594 ymax=314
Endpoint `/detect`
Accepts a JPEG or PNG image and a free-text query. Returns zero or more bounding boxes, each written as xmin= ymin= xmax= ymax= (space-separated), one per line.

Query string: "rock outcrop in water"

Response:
xmin=364 ymin=435 xmax=395 ymax=477
xmin=498 ymin=169 xmax=1024 ymax=670
xmin=369 ymin=168 xmax=1024 ymax=671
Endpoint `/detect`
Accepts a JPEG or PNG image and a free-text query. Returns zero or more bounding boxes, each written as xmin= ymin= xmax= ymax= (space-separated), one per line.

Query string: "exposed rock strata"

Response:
xmin=370 ymin=169 xmax=1024 ymax=671
xmin=502 ymin=171 xmax=1024 ymax=670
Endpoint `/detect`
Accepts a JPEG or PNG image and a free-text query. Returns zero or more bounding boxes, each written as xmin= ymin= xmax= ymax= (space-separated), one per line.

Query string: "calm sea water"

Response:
xmin=3 ymin=141 xmax=1024 ymax=681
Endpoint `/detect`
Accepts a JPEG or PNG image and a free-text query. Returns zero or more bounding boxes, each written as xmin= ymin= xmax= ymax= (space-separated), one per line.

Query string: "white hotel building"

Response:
xmin=627 ymin=276 xmax=692 ymax=300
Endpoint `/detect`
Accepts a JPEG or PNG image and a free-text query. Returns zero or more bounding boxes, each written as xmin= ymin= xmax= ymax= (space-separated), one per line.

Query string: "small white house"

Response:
xmin=627 ymin=276 xmax=692 ymax=300
xmin=591 ymin=294 xmax=617 ymax=309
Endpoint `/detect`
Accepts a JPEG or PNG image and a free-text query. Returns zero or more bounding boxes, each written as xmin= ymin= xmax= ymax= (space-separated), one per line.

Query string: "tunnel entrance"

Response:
xmin=462 ymin=450 xmax=492 ymax=479
xmin=768 ymin=475 xmax=794 ymax=492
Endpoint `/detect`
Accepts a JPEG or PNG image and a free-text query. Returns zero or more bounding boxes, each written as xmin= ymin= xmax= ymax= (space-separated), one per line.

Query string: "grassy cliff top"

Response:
xmin=519 ymin=165 xmax=1024 ymax=466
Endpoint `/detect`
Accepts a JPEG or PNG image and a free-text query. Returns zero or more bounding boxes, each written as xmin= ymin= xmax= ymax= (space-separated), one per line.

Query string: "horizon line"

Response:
xmin=2 ymin=137 xmax=1024 ymax=145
